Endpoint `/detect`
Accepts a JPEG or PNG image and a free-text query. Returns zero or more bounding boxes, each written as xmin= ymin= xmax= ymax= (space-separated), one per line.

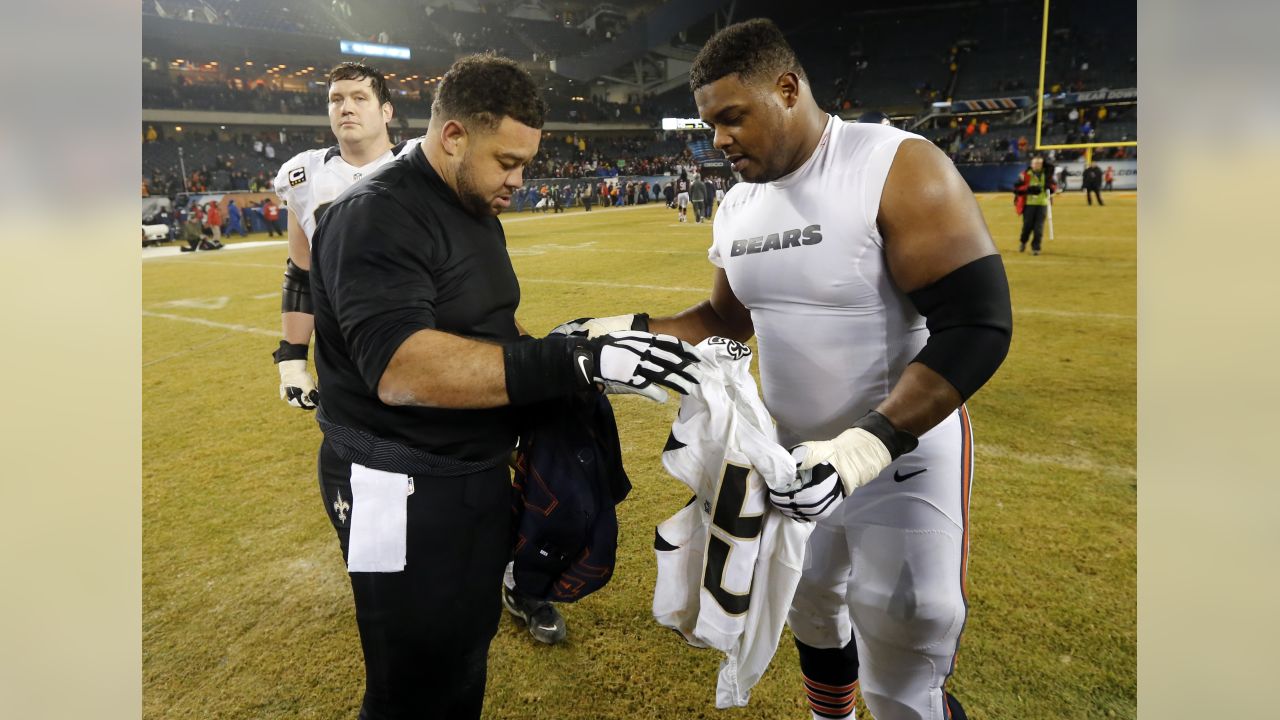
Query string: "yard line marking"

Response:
xmin=154 ymin=296 xmax=230 ymax=310
xmin=1017 ymin=307 xmax=1135 ymax=321
xmin=251 ymin=292 xmax=279 ymax=300
xmin=977 ymin=442 xmax=1135 ymax=478
xmin=508 ymin=241 xmax=598 ymax=257
xmin=142 ymin=310 xmax=278 ymax=337
xmin=521 ymin=277 xmax=706 ymax=293
xmin=499 ymin=204 xmax=656 ymax=224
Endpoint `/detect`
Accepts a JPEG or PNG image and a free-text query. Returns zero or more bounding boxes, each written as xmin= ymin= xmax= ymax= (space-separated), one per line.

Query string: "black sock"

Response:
xmin=796 ymin=638 xmax=859 ymax=719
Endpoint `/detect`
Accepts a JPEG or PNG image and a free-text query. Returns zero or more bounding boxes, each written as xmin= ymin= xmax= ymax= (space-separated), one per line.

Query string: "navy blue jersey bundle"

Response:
xmin=510 ymin=390 xmax=631 ymax=602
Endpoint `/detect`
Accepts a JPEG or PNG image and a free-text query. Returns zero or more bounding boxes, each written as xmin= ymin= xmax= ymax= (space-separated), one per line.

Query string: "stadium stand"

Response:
xmin=141 ymin=0 xmax=1136 ymax=200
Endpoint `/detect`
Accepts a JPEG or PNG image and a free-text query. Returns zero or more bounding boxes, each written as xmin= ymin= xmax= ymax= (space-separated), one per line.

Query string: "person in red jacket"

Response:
xmin=205 ymin=201 xmax=223 ymax=244
xmin=262 ymin=198 xmax=284 ymax=237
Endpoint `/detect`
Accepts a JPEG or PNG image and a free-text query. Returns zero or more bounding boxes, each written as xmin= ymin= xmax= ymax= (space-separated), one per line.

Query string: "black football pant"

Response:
xmin=1086 ymin=187 xmax=1104 ymax=205
xmin=318 ymin=441 xmax=512 ymax=720
xmin=1019 ymin=204 xmax=1047 ymax=251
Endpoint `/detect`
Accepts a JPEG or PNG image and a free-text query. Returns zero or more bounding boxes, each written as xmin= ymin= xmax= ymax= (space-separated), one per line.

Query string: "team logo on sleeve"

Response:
xmin=287 ymin=167 xmax=307 ymax=187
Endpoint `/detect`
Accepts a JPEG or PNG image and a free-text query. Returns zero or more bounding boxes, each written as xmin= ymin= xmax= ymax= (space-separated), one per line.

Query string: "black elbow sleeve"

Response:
xmin=281 ymin=259 xmax=313 ymax=314
xmin=907 ymin=254 xmax=1012 ymax=400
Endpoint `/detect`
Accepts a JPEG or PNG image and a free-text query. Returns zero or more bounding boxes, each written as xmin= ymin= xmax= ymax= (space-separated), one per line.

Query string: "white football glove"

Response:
xmin=582 ymin=330 xmax=699 ymax=403
xmin=551 ymin=313 xmax=648 ymax=339
xmin=768 ymin=429 xmax=892 ymax=523
xmin=768 ymin=448 xmax=847 ymax=523
xmin=278 ymin=359 xmax=320 ymax=410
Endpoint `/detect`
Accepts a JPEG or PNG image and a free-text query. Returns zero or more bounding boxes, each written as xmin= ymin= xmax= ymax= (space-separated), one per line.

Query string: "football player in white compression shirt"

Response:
xmin=565 ymin=19 xmax=1011 ymax=720
xmin=271 ymin=62 xmax=419 ymax=411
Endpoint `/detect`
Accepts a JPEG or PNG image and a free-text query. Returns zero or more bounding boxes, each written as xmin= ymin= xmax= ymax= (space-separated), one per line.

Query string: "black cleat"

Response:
xmin=502 ymin=585 xmax=567 ymax=645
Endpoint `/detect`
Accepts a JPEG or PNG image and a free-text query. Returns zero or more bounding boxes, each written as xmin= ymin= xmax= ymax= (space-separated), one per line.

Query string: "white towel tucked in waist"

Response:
xmin=347 ymin=462 xmax=411 ymax=573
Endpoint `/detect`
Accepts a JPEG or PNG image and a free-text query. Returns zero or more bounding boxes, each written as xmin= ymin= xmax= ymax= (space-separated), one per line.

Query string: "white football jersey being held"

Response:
xmin=653 ymin=337 xmax=815 ymax=708
xmin=709 ymin=116 xmax=927 ymax=447
xmin=273 ymin=137 xmax=422 ymax=246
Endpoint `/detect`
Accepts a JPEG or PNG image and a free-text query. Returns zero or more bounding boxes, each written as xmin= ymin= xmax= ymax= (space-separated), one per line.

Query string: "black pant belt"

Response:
xmin=317 ymin=408 xmax=510 ymax=478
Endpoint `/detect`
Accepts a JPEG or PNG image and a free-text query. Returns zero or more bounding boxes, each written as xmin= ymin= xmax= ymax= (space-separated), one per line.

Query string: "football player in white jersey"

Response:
xmin=562 ymin=19 xmax=1011 ymax=720
xmin=271 ymin=61 xmax=419 ymax=410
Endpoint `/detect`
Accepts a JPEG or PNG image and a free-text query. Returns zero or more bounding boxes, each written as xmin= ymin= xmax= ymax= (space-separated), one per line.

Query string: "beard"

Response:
xmin=456 ymin=152 xmax=498 ymax=217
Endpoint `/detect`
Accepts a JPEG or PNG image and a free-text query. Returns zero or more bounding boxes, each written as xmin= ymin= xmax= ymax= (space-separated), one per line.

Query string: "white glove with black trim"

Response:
xmin=278 ymin=360 xmax=320 ymax=410
xmin=768 ymin=429 xmax=892 ymax=523
xmin=273 ymin=341 xmax=319 ymax=410
xmin=551 ymin=313 xmax=649 ymax=339
xmin=580 ymin=330 xmax=698 ymax=403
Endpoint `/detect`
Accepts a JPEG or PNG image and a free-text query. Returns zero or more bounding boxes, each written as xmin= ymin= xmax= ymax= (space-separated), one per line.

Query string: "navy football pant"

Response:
xmin=318 ymin=441 xmax=512 ymax=719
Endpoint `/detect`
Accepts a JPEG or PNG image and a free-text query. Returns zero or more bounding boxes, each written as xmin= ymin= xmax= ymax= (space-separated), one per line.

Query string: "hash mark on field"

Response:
xmin=508 ymin=241 xmax=597 ymax=257
xmin=142 ymin=310 xmax=277 ymax=337
xmin=977 ymin=442 xmax=1135 ymax=478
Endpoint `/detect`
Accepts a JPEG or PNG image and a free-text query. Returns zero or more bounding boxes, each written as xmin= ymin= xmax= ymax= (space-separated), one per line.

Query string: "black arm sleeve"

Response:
xmin=281 ymin=258 xmax=313 ymax=314
xmin=907 ymin=254 xmax=1013 ymax=400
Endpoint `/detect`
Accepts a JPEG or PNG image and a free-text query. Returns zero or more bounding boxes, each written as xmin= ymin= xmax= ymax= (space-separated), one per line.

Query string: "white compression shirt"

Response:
xmin=709 ymin=116 xmax=927 ymax=447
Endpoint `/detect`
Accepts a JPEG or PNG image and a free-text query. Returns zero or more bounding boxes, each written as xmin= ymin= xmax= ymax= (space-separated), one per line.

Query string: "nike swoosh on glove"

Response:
xmin=582 ymin=330 xmax=699 ymax=402
xmin=278 ymin=359 xmax=320 ymax=410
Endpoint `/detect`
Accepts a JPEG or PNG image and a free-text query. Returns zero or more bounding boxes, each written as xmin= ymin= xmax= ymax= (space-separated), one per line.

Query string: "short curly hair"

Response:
xmin=689 ymin=18 xmax=807 ymax=92
xmin=431 ymin=53 xmax=548 ymax=131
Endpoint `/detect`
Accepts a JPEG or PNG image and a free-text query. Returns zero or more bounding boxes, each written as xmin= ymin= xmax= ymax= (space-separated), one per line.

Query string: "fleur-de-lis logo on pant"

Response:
xmin=333 ymin=490 xmax=351 ymax=525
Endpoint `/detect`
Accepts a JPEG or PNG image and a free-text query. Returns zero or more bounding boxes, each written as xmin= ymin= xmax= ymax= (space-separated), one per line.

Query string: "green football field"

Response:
xmin=142 ymin=191 xmax=1136 ymax=719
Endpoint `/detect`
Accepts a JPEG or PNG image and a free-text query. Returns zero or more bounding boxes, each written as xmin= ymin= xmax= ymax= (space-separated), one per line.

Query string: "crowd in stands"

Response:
xmin=143 ymin=0 xmax=611 ymax=61
xmin=141 ymin=125 xmax=699 ymax=198
xmin=809 ymin=1 xmax=1133 ymax=115
xmin=917 ymin=102 xmax=1136 ymax=165
xmin=142 ymin=70 xmax=692 ymax=125
xmin=144 ymin=79 xmax=330 ymax=115
xmin=524 ymin=132 xmax=693 ymax=179
xmin=142 ymin=126 xmax=316 ymax=196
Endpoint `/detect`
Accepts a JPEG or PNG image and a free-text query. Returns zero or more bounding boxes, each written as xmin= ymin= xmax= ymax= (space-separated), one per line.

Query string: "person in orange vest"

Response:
xmin=1012 ymin=156 xmax=1056 ymax=255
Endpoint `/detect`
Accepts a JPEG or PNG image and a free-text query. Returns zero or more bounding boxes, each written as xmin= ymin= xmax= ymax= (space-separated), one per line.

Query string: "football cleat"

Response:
xmin=502 ymin=585 xmax=567 ymax=645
